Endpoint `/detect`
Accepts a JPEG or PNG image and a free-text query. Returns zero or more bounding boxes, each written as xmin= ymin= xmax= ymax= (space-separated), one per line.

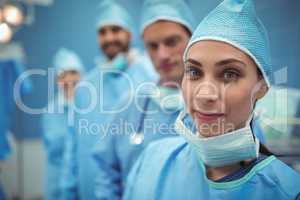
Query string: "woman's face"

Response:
xmin=57 ymin=70 xmax=81 ymax=100
xmin=182 ymin=40 xmax=267 ymax=137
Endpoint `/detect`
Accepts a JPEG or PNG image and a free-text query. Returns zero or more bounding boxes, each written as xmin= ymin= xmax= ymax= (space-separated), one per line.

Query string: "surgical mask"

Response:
xmin=151 ymin=86 xmax=184 ymax=110
xmin=102 ymin=53 xmax=128 ymax=71
xmin=175 ymin=111 xmax=260 ymax=167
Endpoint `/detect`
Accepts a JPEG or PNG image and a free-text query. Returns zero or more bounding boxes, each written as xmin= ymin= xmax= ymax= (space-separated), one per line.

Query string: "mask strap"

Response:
xmin=175 ymin=110 xmax=198 ymax=138
xmin=245 ymin=112 xmax=260 ymax=156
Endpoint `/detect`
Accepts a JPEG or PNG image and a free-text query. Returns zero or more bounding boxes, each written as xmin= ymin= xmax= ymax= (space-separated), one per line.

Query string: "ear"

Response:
xmin=255 ymin=79 xmax=268 ymax=100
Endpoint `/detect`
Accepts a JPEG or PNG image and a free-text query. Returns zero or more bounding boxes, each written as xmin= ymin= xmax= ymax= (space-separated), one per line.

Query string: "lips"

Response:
xmin=195 ymin=111 xmax=225 ymax=123
xmin=106 ymin=45 xmax=119 ymax=51
xmin=102 ymin=42 xmax=122 ymax=51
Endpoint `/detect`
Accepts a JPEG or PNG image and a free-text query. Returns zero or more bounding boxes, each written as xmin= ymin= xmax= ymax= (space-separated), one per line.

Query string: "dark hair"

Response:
xmin=250 ymin=119 xmax=273 ymax=156
xmin=181 ymin=25 xmax=192 ymax=37
xmin=259 ymin=143 xmax=273 ymax=156
xmin=257 ymin=67 xmax=264 ymax=79
xmin=152 ymin=19 xmax=192 ymax=37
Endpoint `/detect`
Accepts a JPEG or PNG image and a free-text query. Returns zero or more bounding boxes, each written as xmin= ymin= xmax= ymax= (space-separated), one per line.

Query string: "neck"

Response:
xmin=205 ymin=159 xmax=254 ymax=181
xmin=117 ymin=49 xmax=130 ymax=59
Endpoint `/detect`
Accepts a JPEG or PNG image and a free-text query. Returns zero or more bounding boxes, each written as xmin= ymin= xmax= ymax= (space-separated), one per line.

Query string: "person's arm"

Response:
xmin=92 ymin=128 xmax=122 ymax=200
xmin=42 ymin=113 xmax=65 ymax=165
xmin=122 ymin=148 xmax=146 ymax=200
xmin=42 ymin=112 xmax=65 ymax=200
xmin=93 ymin=94 xmax=136 ymax=200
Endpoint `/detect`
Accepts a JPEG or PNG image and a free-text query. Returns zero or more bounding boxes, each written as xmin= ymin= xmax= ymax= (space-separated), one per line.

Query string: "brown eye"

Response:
xmin=222 ymin=69 xmax=240 ymax=82
xmin=184 ymin=65 xmax=202 ymax=80
xmin=111 ymin=26 xmax=121 ymax=33
xmin=164 ymin=36 xmax=181 ymax=47
xmin=99 ymin=29 xmax=106 ymax=36
xmin=146 ymin=42 xmax=158 ymax=51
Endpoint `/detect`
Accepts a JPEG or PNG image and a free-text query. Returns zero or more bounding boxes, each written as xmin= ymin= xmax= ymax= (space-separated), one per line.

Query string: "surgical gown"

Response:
xmin=61 ymin=50 xmax=157 ymax=200
xmin=92 ymin=91 xmax=180 ymax=200
xmin=92 ymin=88 xmax=265 ymax=200
xmin=124 ymin=137 xmax=300 ymax=200
xmin=0 ymin=59 xmax=32 ymax=160
xmin=42 ymin=98 xmax=72 ymax=200
xmin=0 ymin=59 xmax=31 ymax=200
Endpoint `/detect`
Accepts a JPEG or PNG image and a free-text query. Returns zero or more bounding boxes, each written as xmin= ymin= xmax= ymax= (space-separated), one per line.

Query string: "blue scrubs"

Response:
xmin=0 ymin=183 xmax=5 ymax=200
xmin=124 ymin=136 xmax=300 ymax=200
xmin=0 ymin=59 xmax=31 ymax=160
xmin=92 ymin=92 xmax=180 ymax=200
xmin=42 ymin=98 xmax=71 ymax=200
xmin=61 ymin=53 xmax=158 ymax=200
xmin=0 ymin=59 xmax=32 ymax=200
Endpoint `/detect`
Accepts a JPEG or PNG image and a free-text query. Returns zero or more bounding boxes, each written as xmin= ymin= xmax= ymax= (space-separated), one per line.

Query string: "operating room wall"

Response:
xmin=10 ymin=0 xmax=300 ymax=139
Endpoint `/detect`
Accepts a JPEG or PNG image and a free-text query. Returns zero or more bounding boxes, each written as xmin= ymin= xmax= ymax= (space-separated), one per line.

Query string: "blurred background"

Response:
xmin=0 ymin=0 xmax=299 ymax=199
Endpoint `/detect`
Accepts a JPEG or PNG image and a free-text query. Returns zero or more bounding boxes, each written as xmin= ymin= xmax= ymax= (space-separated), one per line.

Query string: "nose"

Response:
xmin=195 ymin=81 xmax=219 ymax=106
xmin=104 ymin=31 xmax=115 ymax=43
xmin=157 ymin=44 xmax=171 ymax=61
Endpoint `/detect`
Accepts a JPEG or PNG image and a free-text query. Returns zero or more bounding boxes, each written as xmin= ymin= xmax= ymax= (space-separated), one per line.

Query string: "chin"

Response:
xmin=166 ymin=74 xmax=181 ymax=83
xmin=105 ymin=49 xmax=118 ymax=57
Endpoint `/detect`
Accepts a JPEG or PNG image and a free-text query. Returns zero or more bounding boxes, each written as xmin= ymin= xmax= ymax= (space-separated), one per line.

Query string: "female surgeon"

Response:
xmin=123 ymin=0 xmax=300 ymax=199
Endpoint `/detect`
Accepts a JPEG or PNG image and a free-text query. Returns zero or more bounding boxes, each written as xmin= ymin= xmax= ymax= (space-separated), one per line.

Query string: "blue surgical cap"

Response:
xmin=140 ymin=0 xmax=196 ymax=35
xmin=184 ymin=0 xmax=272 ymax=87
xmin=95 ymin=0 xmax=134 ymax=34
xmin=54 ymin=48 xmax=84 ymax=76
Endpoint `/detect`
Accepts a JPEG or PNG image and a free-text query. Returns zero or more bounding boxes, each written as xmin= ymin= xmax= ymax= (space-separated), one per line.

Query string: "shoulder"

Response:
xmin=141 ymin=137 xmax=188 ymax=164
xmin=148 ymin=136 xmax=187 ymax=149
xmin=267 ymin=157 xmax=300 ymax=180
xmin=124 ymin=137 xmax=189 ymax=198
xmin=259 ymin=157 xmax=300 ymax=198
xmin=130 ymin=137 xmax=188 ymax=172
xmin=81 ymin=67 xmax=100 ymax=83
xmin=129 ymin=48 xmax=147 ymax=65
xmin=73 ymin=68 xmax=101 ymax=104
xmin=129 ymin=49 xmax=158 ymax=81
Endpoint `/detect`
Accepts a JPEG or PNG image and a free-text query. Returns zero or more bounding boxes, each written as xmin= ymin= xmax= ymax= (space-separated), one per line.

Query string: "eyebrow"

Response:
xmin=164 ymin=35 xmax=181 ymax=41
xmin=185 ymin=58 xmax=202 ymax=67
xmin=185 ymin=58 xmax=246 ymax=68
xmin=146 ymin=34 xmax=182 ymax=44
xmin=216 ymin=58 xmax=246 ymax=68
